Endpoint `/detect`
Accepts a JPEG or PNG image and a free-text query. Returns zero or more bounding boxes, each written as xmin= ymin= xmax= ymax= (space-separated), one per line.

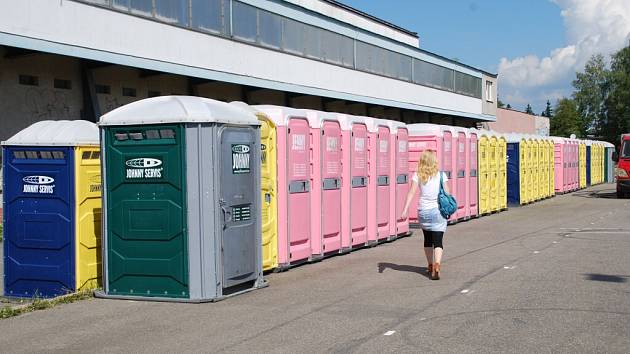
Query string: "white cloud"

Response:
xmin=498 ymin=0 xmax=630 ymax=110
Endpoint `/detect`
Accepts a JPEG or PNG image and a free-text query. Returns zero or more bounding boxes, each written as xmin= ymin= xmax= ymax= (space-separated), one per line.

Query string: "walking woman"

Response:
xmin=401 ymin=150 xmax=449 ymax=280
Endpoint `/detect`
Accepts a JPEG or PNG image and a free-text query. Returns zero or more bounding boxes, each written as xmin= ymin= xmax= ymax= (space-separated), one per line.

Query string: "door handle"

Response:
xmin=221 ymin=205 xmax=232 ymax=226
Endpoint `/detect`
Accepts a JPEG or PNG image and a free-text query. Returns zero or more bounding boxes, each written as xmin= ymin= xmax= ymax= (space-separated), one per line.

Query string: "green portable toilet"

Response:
xmin=96 ymin=96 xmax=266 ymax=302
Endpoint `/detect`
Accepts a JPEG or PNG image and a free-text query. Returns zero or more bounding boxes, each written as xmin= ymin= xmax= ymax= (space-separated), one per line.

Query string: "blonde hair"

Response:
xmin=416 ymin=150 xmax=439 ymax=184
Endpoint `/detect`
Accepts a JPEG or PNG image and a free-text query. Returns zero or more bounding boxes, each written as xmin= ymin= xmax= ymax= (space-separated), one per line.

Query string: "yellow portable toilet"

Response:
xmin=489 ymin=134 xmax=499 ymax=212
xmin=520 ymin=136 xmax=528 ymax=203
xmin=498 ymin=134 xmax=507 ymax=210
xmin=533 ymin=137 xmax=541 ymax=200
xmin=254 ymin=112 xmax=278 ymax=272
xmin=579 ymin=142 xmax=586 ymax=189
xmin=478 ymin=132 xmax=490 ymax=215
xmin=530 ymin=137 xmax=539 ymax=201
xmin=540 ymin=138 xmax=548 ymax=198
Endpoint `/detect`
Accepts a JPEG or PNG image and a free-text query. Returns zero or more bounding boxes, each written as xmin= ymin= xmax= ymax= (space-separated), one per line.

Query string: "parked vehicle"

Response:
xmin=613 ymin=134 xmax=630 ymax=198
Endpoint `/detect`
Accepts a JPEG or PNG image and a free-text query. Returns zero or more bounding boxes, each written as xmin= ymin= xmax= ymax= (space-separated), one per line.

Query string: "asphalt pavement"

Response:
xmin=1 ymin=184 xmax=629 ymax=353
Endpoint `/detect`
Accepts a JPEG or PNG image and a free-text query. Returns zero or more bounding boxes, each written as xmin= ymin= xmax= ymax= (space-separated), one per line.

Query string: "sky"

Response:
xmin=340 ymin=0 xmax=630 ymax=115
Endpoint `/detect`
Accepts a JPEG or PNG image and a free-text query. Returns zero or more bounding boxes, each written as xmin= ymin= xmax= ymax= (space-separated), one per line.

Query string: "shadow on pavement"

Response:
xmin=572 ymin=190 xmax=619 ymax=199
xmin=378 ymin=262 xmax=429 ymax=278
xmin=584 ymin=273 xmax=629 ymax=283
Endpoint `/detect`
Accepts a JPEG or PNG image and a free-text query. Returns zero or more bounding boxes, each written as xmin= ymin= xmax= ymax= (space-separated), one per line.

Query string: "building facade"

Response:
xmin=481 ymin=108 xmax=549 ymax=136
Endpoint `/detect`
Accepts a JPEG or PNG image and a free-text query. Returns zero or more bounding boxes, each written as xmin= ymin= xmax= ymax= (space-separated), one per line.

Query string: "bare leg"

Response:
xmin=424 ymin=247 xmax=433 ymax=267
xmin=434 ymin=247 xmax=443 ymax=264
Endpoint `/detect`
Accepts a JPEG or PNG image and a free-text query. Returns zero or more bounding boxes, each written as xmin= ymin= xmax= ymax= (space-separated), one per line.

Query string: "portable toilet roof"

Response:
xmin=407 ymin=123 xmax=446 ymax=135
xmin=602 ymin=141 xmax=615 ymax=148
xmin=334 ymin=113 xmax=366 ymax=130
xmin=100 ymin=96 xmax=259 ymax=126
xmin=363 ymin=117 xmax=390 ymax=133
xmin=2 ymin=120 xmax=99 ymax=146
xmin=252 ymin=105 xmax=321 ymax=128
xmin=384 ymin=120 xmax=406 ymax=133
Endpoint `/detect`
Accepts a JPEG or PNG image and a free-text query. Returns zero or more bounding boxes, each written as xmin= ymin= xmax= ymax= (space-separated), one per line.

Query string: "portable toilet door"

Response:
xmin=441 ymin=126 xmax=458 ymax=222
xmin=604 ymin=142 xmax=615 ymax=183
xmin=365 ymin=118 xmax=390 ymax=241
xmin=578 ymin=141 xmax=586 ymax=189
xmin=2 ymin=120 xmax=100 ymax=298
xmin=498 ymin=135 xmax=507 ymax=210
xmin=520 ymin=137 xmax=529 ymax=203
xmin=538 ymin=138 xmax=546 ymax=199
xmin=386 ymin=121 xmax=410 ymax=238
xmin=533 ymin=138 xmax=541 ymax=201
xmin=336 ymin=114 xmax=369 ymax=250
xmin=252 ymin=111 xmax=278 ymax=272
xmin=552 ymin=137 xmax=564 ymax=194
xmin=506 ymin=134 xmax=522 ymax=206
xmin=548 ymin=140 xmax=555 ymax=196
xmin=488 ymin=134 xmax=499 ymax=212
xmin=406 ymin=124 xmax=444 ymax=225
xmin=573 ymin=140 xmax=580 ymax=190
xmin=478 ymin=133 xmax=490 ymax=215
xmin=454 ymin=128 xmax=469 ymax=220
xmin=317 ymin=112 xmax=343 ymax=255
xmin=468 ymin=129 xmax=479 ymax=218
xmin=586 ymin=141 xmax=592 ymax=186
xmin=253 ymin=106 xmax=314 ymax=268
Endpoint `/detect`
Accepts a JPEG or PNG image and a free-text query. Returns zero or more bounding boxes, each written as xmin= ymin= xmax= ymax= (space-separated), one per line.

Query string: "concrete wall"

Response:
xmin=482 ymin=74 xmax=497 ymax=117
xmin=483 ymin=108 xmax=537 ymax=134
xmin=535 ymin=115 xmax=550 ymax=136
xmin=0 ymin=0 xmax=486 ymax=120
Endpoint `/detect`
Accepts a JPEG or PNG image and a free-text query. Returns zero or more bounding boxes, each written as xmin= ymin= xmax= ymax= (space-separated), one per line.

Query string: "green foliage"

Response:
xmin=604 ymin=46 xmax=630 ymax=143
xmin=506 ymin=104 xmax=512 ymax=109
xmin=525 ymin=104 xmax=534 ymax=115
xmin=573 ymin=54 xmax=609 ymax=137
xmin=0 ymin=290 xmax=93 ymax=320
xmin=551 ymin=98 xmax=581 ymax=137
xmin=497 ymin=98 xmax=505 ymax=108
xmin=544 ymin=100 xmax=553 ymax=118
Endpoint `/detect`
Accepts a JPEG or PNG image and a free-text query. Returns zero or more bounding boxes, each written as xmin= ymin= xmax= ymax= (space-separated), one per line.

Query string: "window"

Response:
xmin=283 ymin=18 xmax=304 ymax=55
xmin=258 ymin=9 xmax=282 ymax=49
xmin=455 ymin=72 xmax=482 ymax=98
xmin=192 ymin=0 xmax=225 ymax=34
xmin=83 ymin=0 xmax=111 ymax=5
xmin=303 ymin=25 xmax=322 ymax=59
xmin=155 ymin=0 xmax=188 ymax=26
xmin=95 ymin=84 xmax=111 ymax=94
xmin=148 ymin=90 xmax=161 ymax=97
xmin=112 ymin=0 xmax=129 ymax=11
xmin=54 ymin=79 xmax=72 ymax=90
xmin=413 ymin=60 xmax=454 ymax=90
xmin=19 ymin=75 xmax=39 ymax=86
xmin=232 ymin=1 xmax=257 ymax=42
xmin=122 ymin=87 xmax=137 ymax=97
xmin=622 ymin=141 xmax=630 ymax=158
xmin=485 ymin=81 xmax=493 ymax=102
xmin=130 ymin=0 xmax=153 ymax=17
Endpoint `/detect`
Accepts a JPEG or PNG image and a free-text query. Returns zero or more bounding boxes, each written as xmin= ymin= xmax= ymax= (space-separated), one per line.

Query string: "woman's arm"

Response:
xmin=401 ymin=179 xmax=419 ymax=220
xmin=442 ymin=172 xmax=450 ymax=194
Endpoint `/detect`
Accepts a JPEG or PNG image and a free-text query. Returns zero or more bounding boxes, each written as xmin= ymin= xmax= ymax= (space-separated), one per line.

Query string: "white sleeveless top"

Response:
xmin=412 ymin=171 xmax=448 ymax=211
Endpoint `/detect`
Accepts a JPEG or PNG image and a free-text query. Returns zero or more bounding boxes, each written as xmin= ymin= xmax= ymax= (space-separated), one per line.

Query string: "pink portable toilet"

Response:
xmin=407 ymin=124 xmax=442 ymax=225
xmin=552 ymin=137 xmax=568 ymax=194
xmin=453 ymin=127 xmax=469 ymax=221
xmin=468 ymin=129 xmax=479 ymax=218
xmin=253 ymin=106 xmax=316 ymax=268
xmin=336 ymin=114 xmax=369 ymax=250
xmin=315 ymin=111 xmax=344 ymax=256
xmin=364 ymin=118 xmax=391 ymax=242
xmin=385 ymin=120 xmax=410 ymax=239
xmin=571 ymin=139 xmax=579 ymax=191
xmin=440 ymin=125 xmax=458 ymax=224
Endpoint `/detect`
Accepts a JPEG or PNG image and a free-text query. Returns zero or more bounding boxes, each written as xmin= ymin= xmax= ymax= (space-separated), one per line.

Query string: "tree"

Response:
xmin=551 ymin=98 xmax=581 ymax=137
xmin=497 ymin=98 xmax=505 ymax=108
xmin=572 ymin=54 xmax=609 ymax=138
xmin=506 ymin=104 xmax=512 ymax=109
xmin=544 ymin=100 xmax=553 ymax=118
xmin=525 ymin=104 xmax=534 ymax=115
xmin=604 ymin=46 xmax=630 ymax=143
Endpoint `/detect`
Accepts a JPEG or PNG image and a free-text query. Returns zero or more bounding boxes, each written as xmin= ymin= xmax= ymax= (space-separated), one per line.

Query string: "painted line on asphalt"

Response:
xmin=383 ymin=330 xmax=396 ymax=336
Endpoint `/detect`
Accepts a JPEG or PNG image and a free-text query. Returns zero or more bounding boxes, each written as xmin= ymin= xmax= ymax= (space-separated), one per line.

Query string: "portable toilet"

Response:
xmin=578 ymin=141 xmax=586 ymax=189
xmin=453 ymin=127 xmax=469 ymax=220
xmin=552 ymin=137 xmax=568 ymax=194
xmin=519 ymin=136 xmax=530 ymax=204
xmin=586 ymin=140 xmax=592 ymax=186
xmin=540 ymin=138 xmax=549 ymax=198
xmin=407 ymin=124 xmax=444 ymax=225
xmin=3 ymin=121 xmax=101 ymax=298
xmin=467 ymin=129 xmax=479 ymax=218
xmin=497 ymin=134 xmax=507 ymax=210
xmin=548 ymin=139 xmax=555 ymax=197
xmin=478 ymin=130 xmax=491 ymax=215
xmin=253 ymin=106 xmax=317 ymax=266
xmin=604 ymin=141 xmax=615 ymax=183
xmin=311 ymin=110 xmax=343 ymax=256
xmin=488 ymin=134 xmax=500 ymax=212
xmin=506 ymin=134 xmax=525 ymax=206
xmin=97 ymin=96 xmax=265 ymax=302
xmin=533 ymin=137 xmax=541 ymax=201
xmin=385 ymin=120 xmax=410 ymax=239
xmin=571 ymin=139 xmax=580 ymax=191
xmin=365 ymin=118 xmax=391 ymax=242
xmin=336 ymin=114 xmax=369 ymax=250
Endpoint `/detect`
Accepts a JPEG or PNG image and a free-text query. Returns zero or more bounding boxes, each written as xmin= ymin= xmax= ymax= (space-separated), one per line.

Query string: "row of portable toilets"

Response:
xmin=2 ymin=96 xmax=616 ymax=302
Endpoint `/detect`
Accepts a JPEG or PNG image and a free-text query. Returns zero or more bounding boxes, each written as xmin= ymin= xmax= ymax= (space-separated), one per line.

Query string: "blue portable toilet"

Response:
xmin=2 ymin=120 xmax=100 ymax=298
xmin=585 ymin=141 xmax=592 ymax=186
xmin=505 ymin=134 xmax=523 ymax=206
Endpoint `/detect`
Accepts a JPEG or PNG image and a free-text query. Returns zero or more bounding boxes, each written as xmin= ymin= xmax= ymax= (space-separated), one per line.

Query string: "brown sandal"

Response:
xmin=427 ymin=263 xmax=433 ymax=275
xmin=431 ymin=263 xmax=441 ymax=280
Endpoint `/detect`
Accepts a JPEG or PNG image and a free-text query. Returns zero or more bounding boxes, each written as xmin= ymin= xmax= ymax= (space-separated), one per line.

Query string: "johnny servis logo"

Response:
xmin=22 ymin=175 xmax=55 ymax=194
xmin=125 ymin=158 xmax=163 ymax=179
